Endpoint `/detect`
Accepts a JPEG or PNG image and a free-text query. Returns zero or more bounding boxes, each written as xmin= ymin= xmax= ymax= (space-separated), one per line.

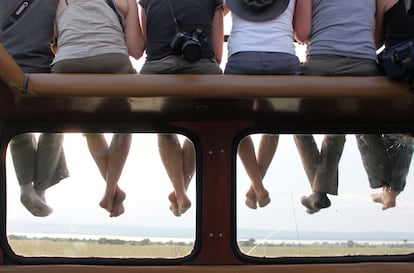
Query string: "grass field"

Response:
xmin=8 ymin=237 xmax=414 ymax=259
xmin=8 ymin=238 xmax=193 ymax=258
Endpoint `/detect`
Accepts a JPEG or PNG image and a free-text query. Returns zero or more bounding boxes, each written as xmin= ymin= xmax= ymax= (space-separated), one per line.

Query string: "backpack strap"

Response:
xmin=105 ymin=0 xmax=124 ymax=32
xmin=3 ymin=0 xmax=36 ymax=30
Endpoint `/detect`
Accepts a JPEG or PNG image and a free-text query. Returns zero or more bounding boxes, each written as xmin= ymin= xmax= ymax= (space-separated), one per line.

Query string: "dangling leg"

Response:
xmin=86 ymin=133 xmax=129 ymax=217
xmin=301 ymin=134 xmax=345 ymax=214
xmin=238 ymin=136 xmax=261 ymax=209
xmin=10 ymin=133 xmax=52 ymax=217
xmin=168 ymin=138 xmax=195 ymax=216
xmin=159 ymin=134 xmax=191 ymax=216
xmin=35 ymin=133 xmax=67 ymax=207
xmin=238 ymin=134 xmax=278 ymax=209
xmin=372 ymin=134 xmax=414 ymax=210
xmin=355 ymin=134 xmax=395 ymax=210
xmin=255 ymin=134 xmax=278 ymax=207
xmin=293 ymin=134 xmax=320 ymax=184
xmin=105 ymin=133 xmax=131 ymax=217
xmin=294 ymin=134 xmax=322 ymax=213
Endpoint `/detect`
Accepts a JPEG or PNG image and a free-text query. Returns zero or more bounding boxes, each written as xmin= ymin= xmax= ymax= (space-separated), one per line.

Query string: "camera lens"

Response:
xmin=182 ymin=40 xmax=202 ymax=62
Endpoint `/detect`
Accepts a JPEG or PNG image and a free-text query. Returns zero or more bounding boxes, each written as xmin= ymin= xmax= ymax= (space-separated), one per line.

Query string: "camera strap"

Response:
xmin=167 ymin=0 xmax=180 ymax=33
xmin=105 ymin=0 xmax=125 ymax=32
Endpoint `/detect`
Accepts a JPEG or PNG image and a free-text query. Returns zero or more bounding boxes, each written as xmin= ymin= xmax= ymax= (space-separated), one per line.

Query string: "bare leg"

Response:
xmin=159 ymin=134 xmax=192 ymax=216
xmin=86 ymin=133 xmax=130 ymax=217
xmin=238 ymin=134 xmax=277 ymax=209
xmin=372 ymin=186 xmax=399 ymax=210
xmin=238 ymin=136 xmax=260 ymax=209
xmin=168 ymin=138 xmax=195 ymax=216
xmin=256 ymin=134 xmax=278 ymax=206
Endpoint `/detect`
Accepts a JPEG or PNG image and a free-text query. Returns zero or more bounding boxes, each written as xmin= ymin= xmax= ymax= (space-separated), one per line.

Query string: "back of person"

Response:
xmin=293 ymin=0 xmax=378 ymax=214
xmin=139 ymin=0 xmax=223 ymax=216
xmin=223 ymin=0 xmax=307 ymax=211
xmin=51 ymin=0 xmax=135 ymax=73
xmin=356 ymin=0 xmax=414 ymax=211
xmin=139 ymin=0 xmax=223 ymax=74
xmin=227 ymin=0 xmax=296 ymax=58
xmin=0 ymin=0 xmax=69 ymax=218
xmin=225 ymin=0 xmax=301 ymax=75
xmin=0 ymin=0 xmax=57 ymax=72
xmin=303 ymin=0 xmax=377 ymax=76
xmin=51 ymin=0 xmax=144 ymax=218
xmin=141 ymin=0 xmax=219 ymax=61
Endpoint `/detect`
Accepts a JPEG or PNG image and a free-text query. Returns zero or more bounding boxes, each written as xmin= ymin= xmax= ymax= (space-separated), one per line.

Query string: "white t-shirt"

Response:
xmin=227 ymin=0 xmax=296 ymax=57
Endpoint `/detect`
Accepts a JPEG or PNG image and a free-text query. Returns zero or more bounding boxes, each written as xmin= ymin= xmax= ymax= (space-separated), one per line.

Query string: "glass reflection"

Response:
xmin=6 ymin=133 xmax=196 ymax=259
xmin=237 ymin=134 xmax=414 ymax=257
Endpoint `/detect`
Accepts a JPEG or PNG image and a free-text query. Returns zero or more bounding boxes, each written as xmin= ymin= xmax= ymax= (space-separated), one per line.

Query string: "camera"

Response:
xmin=170 ymin=28 xmax=203 ymax=62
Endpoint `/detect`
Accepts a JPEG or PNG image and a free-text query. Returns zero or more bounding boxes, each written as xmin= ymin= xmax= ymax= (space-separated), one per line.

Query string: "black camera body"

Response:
xmin=170 ymin=28 xmax=203 ymax=62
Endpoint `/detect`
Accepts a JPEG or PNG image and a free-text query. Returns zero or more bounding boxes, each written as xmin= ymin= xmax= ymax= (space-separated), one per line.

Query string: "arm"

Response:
xmin=52 ymin=0 xmax=67 ymax=54
xmin=375 ymin=0 xmax=386 ymax=49
xmin=211 ymin=6 xmax=224 ymax=64
xmin=115 ymin=0 xmax=145 ymax=59
xmin=140 ymin=8 xmax=147 ymax=46
xmin=223 ymin=1 xmax=230 ymax=16
xmin=293 ymin=0 xmax=312 ymax=44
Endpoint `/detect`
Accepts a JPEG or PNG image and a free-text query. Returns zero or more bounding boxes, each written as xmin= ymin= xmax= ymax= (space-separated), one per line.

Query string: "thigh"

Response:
xmin=225 ymin=52 xmax=299 ymax=75
xmin=140 ymin=55 xmax=182 ymax=74
xmin=224 ymin=52 xmax=262 ymax=74
xmin=183 ymin=58 xmax=223 ymax=74
xmin=52 ymin=54 xmax=135 ymax=74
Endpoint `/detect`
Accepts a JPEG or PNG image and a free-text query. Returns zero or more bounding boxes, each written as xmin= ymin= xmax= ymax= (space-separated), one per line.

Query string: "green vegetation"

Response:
xmin=8 ymin=235 xmax=194 ymax=258
xmin=7 ymin=235 xmax=414 ymax=259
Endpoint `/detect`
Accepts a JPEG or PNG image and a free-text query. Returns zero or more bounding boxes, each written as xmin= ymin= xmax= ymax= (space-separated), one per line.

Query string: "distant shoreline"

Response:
xmin=8 ymin=221 xmax=414 ymax=244
xmin=7 ymin=232 xmax=414 ymax=246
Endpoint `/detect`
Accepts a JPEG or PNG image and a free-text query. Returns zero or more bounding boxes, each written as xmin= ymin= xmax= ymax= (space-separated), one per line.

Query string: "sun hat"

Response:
xmin=226 ymin=0 xmax=290 ymax=22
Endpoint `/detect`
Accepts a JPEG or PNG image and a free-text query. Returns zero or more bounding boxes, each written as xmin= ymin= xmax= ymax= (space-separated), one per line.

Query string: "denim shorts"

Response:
xmin=224 ymin=51 xmax=300 ymax=75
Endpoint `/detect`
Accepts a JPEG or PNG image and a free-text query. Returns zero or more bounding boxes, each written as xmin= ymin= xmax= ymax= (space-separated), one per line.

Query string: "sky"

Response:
xmin=6 ymin=133 xmax=414 ymax=239
xmin=5 ymin=16 xmax=414 ymax=243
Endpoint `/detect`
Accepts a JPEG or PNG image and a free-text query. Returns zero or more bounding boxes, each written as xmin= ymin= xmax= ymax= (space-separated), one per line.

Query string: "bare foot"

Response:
xmin=168 ymin=191 xmax=191 ymax=217
xmin=100 ymin=187 xmax=126 ymax=217
xmin=245 ymin=187 xmax=257 ymax=209
xmin=245 ymin=186 xmax=270 ymax=209
xmin=20 ymin=192 xmax=52 ymax=217
xmin=256 ymin=189 xmax=271 ymax=208
xmin=372 ymin=186 xmax=399 ymax=210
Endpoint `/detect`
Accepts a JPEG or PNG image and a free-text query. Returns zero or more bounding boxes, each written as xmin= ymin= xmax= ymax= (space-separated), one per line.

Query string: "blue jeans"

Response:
xmin=224 ymin=51 xmax=300 ymax=75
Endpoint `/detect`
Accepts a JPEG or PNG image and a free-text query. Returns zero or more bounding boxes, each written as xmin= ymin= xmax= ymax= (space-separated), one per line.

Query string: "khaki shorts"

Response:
xmin=302 ymin=55 xmax=378 ymax=76
xmin=52 ymin=53 xmax=136 ymax=74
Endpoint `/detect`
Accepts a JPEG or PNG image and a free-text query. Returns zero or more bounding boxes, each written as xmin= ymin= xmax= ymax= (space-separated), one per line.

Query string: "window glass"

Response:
xmin=236 ymin=134 xmax=414 ymax=258
xmin=6 ymin=133 xmax=196 ymax=259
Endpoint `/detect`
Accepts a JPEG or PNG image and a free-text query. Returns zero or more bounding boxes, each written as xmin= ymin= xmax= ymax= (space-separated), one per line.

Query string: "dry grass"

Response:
xmin=8 ymin=238 xmax=413 ymax=259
